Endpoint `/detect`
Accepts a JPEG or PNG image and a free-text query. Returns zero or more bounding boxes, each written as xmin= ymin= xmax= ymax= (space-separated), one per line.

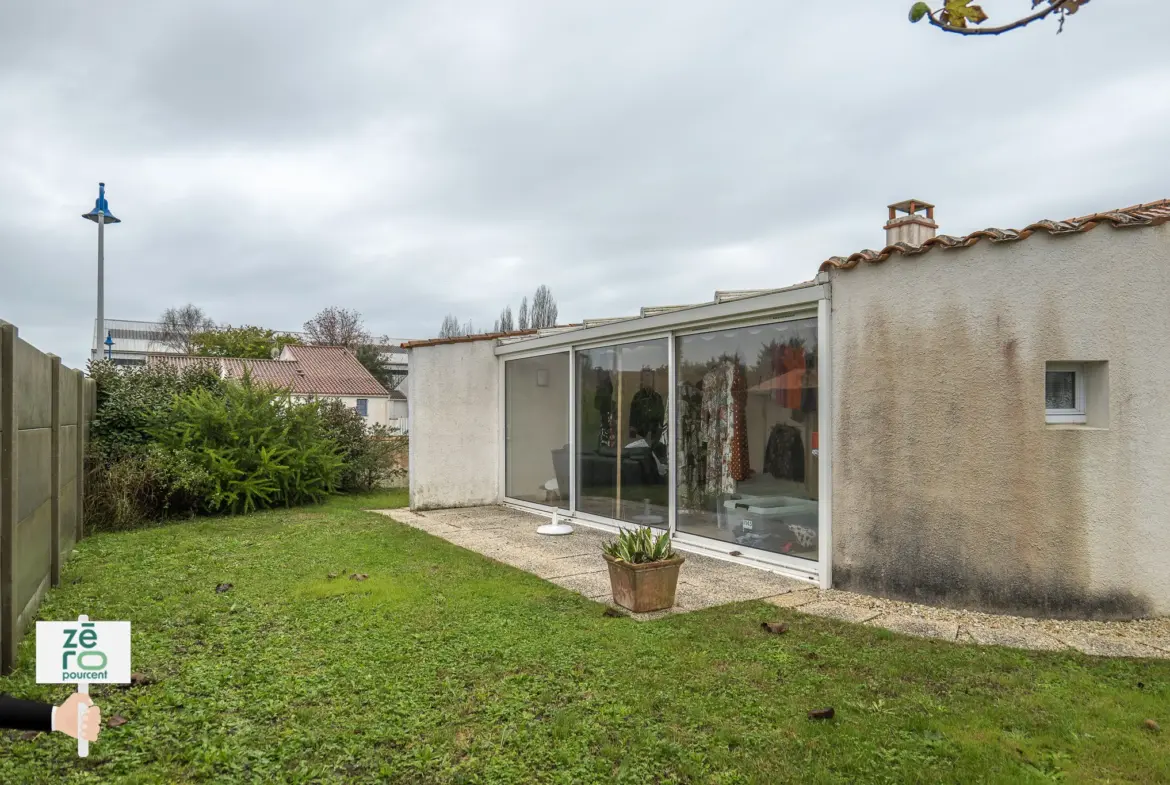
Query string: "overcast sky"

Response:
xmin=2 ymin=1 xmax=1166 ymax=369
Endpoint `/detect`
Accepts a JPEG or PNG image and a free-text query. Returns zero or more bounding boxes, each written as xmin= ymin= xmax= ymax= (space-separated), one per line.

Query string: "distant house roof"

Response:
xmin=819 ymin=198 xmax=1170 ymax=273
xmin=149 ymin=345 xmax=390 ymax=397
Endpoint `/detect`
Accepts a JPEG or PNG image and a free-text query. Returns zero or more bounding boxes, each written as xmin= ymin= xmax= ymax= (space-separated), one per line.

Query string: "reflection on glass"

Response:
xmin=575 ymin=339 xmax=670 ymax=526
xmin=505 ymin=353 xmax=570 ymax=509
xmin=675 ymin=319 xmax=819 ymax=560
xmin=1045 ymin=371 xmax=1076 ymax=410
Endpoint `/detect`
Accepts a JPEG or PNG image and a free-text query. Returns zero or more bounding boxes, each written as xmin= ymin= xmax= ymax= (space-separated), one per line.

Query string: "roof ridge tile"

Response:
xmin=820 ymin=197 xmax=1168 ymax=273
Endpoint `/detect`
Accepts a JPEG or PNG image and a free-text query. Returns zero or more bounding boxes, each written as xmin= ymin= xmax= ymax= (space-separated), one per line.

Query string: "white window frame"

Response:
xmin=1045 ymin=363 xmax=1085 ymax=424
xmin=355 ymin=398 xmax=369 ymax=417
xmin=494 ymin=284 xmax=831 ymax=587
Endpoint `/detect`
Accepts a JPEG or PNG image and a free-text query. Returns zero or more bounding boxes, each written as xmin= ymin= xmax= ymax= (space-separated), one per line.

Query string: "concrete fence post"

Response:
xmin=48 ymin=355 xmax=62 ymax=587
xmin=0 ymin=321 xmax=18 ymax=673
xmin=79 ymin=377 xmax=92 ymax=542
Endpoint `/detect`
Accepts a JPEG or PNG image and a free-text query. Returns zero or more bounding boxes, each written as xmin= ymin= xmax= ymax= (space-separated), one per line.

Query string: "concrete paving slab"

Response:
xmin=964 ymin=626 xmax=1067 ymax=652
xmin=763 ymin=589 xmax=817 ymax=609
xmin=679 ymin=561 xmax=806 ymax=597
xmin=870 ymin=614 xmax=959 ymax=641
xmin=440 ymin=530 xmax=510 ymax=551
xmin=551 ymin=571 xmax=613 ymax=598
xmin=372 ymin=509 xmax=423 ymax=524
xmin=531 ymin=554 xmax=607 ymax=580
xmin=410 ymin=520 xmax=465 ymax=536
xmin=798 ymin=601 xmax=883 ymax=624
xmin=1051 ymin=632 xmax=1165 ymax=659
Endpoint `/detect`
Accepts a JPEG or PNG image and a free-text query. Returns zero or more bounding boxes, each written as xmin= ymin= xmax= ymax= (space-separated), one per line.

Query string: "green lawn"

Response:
xmin=1 ymin=491 xmax=1166 ymax=784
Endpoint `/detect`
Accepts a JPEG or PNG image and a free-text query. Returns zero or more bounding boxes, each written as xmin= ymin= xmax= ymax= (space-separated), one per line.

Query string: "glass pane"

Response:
xmin=576 ymin=346 xmax=618 ymax=518
xmin=676 ymin=319 xmax=820 ymax=560
xmin=575 ymin=339 xmax=670 ymax=526
xmin=1045 ymin=371 xmax=1076 ymax=410
xmin=505 ymin=353 xmax=570 ymax=508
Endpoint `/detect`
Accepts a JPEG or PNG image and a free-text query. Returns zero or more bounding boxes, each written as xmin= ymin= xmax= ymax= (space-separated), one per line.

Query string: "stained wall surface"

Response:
xmin=828 ymin=224 xmax=1170 ymax=618
xmin=407 ymin=340 xmax=501 ymax=510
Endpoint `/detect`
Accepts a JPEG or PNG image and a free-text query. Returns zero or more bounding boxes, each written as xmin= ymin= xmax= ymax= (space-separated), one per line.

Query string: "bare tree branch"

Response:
xmin=303 ymin=307 xmax=371 ymax=348
xmin=924 ymin=0 xmax=1085 ymax=36
xmin=158 ymin=304 xmax=215 ymax=353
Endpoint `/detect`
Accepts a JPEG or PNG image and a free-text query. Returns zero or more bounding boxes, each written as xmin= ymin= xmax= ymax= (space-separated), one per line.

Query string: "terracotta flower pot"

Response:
xmin=603 ymin=553 xmax=685 ymax=613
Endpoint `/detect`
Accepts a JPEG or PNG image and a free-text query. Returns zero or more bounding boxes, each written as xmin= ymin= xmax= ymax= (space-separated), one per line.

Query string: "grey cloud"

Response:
xmin=1 ymin=0 xmax=1167 ymax=370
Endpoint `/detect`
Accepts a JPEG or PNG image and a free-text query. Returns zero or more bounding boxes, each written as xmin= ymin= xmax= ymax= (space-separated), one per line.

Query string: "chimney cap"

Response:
xmin=888 ymin=198 xmax=934 ymax=212
xmin=887 ymin=199 xmax=936 ymax=224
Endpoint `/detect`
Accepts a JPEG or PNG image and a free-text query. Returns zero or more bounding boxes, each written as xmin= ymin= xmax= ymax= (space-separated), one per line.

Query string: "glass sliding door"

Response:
xmin=504 ymin=352 xmax=570 ymax=509
xmin=675 ymin=318 xmax=820 ymax=561
xmin=575 ymin=338 xmax=670 ymax=526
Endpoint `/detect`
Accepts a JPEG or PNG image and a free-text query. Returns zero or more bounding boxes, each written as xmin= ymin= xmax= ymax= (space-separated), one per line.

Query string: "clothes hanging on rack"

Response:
xmin=677 ymin=381 xmax=707 ymax=509
xmin=730 ymin=362 xmax=751 ymax=482
xmin=763 ymin=423 xmax=804 ymax=481
xmin=698 ymin=359 xmax=751 ymax=496
xmin=629 ymin=386 xmax=665 ymax=442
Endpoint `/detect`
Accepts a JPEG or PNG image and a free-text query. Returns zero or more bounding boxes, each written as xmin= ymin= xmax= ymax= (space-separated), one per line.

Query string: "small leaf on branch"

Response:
xmin=940 ymin=0 xmax=988 ymax=28
xmin=909 ymin=2 xmax=931 ymax=23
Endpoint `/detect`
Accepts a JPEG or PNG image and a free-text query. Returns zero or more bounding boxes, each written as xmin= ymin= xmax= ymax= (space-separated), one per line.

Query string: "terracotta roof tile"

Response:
xmin=819 ymin=198 xmax=1170 ymax=273
xmin=150 ymin=346 xmax=389 ymax=397
xmin=146 ymin=354 xmax=220 ymax=370
xmin=221 ymin=358 xmax=301 ymax=388
xmin=279 ymin=345 xmax=391 ymax=396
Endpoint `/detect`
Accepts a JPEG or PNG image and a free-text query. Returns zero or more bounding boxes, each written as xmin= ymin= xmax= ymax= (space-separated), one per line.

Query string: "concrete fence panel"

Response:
xmin=0 ymin=321 xmax=93 ymax=673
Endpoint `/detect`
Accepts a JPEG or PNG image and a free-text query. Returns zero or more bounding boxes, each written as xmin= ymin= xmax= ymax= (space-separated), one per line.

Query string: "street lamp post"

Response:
xmin=82 ymin=183 xmax=120 ymax=360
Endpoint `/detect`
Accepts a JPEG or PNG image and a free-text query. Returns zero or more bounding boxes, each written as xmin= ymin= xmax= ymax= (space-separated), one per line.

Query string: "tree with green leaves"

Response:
xmin=909 ymin=0 xmax=1088 ymax=35
xmin=192 ymin=325 xmax=301 ymax=359
xmin=355 ymin=344 xmax=395 ymax=390
xmin=151 ymin=371 xmax=343 ymax=514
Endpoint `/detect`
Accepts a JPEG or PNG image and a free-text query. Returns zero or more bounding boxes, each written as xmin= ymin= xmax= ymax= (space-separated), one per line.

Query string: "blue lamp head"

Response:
xmin=82 ymin=182 xmax=121 ymax=224
xmin=104 ymin=333 xmax=114 ymax=347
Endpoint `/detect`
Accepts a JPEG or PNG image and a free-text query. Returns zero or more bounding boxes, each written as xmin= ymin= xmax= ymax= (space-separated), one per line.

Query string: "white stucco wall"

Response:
xmin=829 ymin=223 xmax=1170 ymax=618
xmin=407 ymin=340 xmax=500 ymax=510
xmin=294 ymin=394 xmax=391 ymax=428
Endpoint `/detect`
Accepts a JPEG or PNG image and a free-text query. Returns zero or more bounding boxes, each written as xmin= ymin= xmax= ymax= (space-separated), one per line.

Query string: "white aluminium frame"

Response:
xmin=1044 ymin=362 xmax=1087 ymax=424
xmin=497 ymin=283 xmax=832 ymax=586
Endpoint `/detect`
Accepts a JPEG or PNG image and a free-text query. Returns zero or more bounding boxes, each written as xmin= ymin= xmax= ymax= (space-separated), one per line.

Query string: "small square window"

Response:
xmin=355 ymin=398 xmax=369 ymax=417
xmin=1045 ymin=363 xmax=1085 ymax=424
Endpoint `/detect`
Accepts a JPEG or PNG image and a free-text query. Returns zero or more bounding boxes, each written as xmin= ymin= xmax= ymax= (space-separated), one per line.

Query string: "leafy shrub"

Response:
xmin=318 ymin=399 xmax=407 ymax=492
xmin=151 ymin=373 xmax=343 ymax=513
xmin=191 ymin=325 xmax=301 ymax=359
xmin=85 ymin=447 xmax=212 ymax=532
xmin=89 ymin=359 xmax=224 ymax=461
xmin=602 ymin=527 xmax=675 ymax=564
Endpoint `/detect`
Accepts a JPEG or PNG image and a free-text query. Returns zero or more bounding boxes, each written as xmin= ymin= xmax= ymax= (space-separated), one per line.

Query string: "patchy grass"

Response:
xmin=320 ymin=487 xmax=408 ymax=511
xmin=1 ymin=493 xmax=1166 ymax=783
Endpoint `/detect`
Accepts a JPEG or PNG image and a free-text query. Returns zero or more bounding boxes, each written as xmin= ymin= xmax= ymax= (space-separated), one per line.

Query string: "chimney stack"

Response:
xmin=885 ymin=199 xmax=937 ymax=247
